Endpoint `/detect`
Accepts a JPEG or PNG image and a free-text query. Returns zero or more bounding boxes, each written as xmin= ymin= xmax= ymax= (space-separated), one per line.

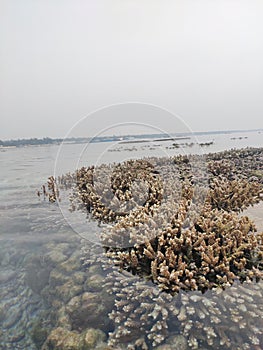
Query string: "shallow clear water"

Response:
xmin=0 ymin=130 xmax=262 ymax=349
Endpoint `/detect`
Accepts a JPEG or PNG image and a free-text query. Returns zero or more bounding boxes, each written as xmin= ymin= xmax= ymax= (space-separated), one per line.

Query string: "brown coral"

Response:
xmin=41 ymin=147 xmax=263 ymax=293
xmin=39 ymin=147 xmax=263 ymax=349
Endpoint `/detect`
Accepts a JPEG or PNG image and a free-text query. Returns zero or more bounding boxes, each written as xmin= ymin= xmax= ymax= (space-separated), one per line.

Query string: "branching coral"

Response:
xmin=102 ymin=265 xmax=263 ymax=349
xmin=40 ymin=147 xmax=263 ymax=349
xmin=40 ymin=147 xmax=263 ymax=293
xmin=208 ymin=177 xmax=263 ymax=211
xmin=106 ymin=205 xmax=263 ymax=293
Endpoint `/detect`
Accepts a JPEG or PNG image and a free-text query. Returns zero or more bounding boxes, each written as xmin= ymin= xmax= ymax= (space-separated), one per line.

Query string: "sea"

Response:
xmin=0 ymin=129 xmax=262 ymax=349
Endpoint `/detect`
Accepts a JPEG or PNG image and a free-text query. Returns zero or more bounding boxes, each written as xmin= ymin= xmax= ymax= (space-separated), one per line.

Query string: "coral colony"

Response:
xmin=40 ymin=148 xmax=263 ymax=349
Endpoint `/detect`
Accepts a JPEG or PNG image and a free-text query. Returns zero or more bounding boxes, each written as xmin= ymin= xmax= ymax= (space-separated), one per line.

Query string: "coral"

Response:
xmin=103 ymin=267 xmax=263 ymax=349
xmin=40 ymin=147 xmax=263 ymax=349
xmin=208 ymin=177 xmax=263 ymax=211
xmin=103 ymin=269 xmax=172 ymax=348
xmin=106 ymin=205 xmax=262 ymax=293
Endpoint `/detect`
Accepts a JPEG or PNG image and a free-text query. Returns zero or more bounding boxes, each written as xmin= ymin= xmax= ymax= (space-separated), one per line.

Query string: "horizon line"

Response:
xmin=1 ymin=127 xmax=262 ymax=142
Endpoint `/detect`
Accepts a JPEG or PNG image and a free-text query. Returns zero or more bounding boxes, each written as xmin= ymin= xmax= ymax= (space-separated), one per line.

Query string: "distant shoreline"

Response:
xmin=0 ymin=128 xmax=262 ymax=148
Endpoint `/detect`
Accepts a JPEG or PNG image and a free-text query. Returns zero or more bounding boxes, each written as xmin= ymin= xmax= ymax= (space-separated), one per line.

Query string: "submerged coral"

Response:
xmin=103 ymin=266 xmax=263 ymax=349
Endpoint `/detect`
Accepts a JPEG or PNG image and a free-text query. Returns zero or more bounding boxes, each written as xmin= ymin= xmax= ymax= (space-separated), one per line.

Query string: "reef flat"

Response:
xmin=37 ymin=147 xmax=263 ymax=349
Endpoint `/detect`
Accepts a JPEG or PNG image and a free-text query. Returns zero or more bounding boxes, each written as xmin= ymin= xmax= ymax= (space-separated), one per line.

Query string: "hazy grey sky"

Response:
xmin=1 ymin=0 xmax=263 ymax=140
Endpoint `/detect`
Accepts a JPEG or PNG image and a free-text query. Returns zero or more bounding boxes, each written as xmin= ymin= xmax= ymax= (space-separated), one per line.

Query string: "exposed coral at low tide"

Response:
xmin=47 ymin=148 xmax=263 ymax=293
xmin=106 ymin=206 xmax=262 ymax=293
xmin=39 ymin=147 xmax=263 ymax=349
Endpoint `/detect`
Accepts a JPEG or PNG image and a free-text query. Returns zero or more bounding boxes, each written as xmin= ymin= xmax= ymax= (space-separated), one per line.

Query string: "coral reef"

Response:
xmin=106 ymin=206 xmax=262 ymax=293
xmin=39 ymin=147 xmax=263 ymax=349
xmin=51 ymin=147 xmax=263 ymax=293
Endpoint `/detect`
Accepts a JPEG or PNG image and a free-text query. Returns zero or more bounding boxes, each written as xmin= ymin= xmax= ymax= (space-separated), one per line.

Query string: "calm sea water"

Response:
xmin=0 ymin=130 xmax=262 ymax=349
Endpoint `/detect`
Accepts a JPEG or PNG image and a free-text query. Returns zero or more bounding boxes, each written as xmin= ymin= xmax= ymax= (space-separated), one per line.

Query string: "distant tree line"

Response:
xmin=0 ymin=134 xmax=165 ymax=147
xmin=2 ymin=129 xmax=258 ymax=148
xmin=0 ymin=136 xmax=124 ymax=147
xmin=0 ymin=137 xmax=63 ymax=147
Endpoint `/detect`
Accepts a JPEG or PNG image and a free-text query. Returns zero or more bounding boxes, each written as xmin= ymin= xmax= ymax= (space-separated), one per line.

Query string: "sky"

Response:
xmin=1 ymin=0 xmax=263 ymax=140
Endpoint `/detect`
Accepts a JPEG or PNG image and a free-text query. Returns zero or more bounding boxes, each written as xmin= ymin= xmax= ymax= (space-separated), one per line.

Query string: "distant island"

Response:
xmin=0 ymin=129 xmax=262 ymax=148
xmin=0 ymin=136 xmax=124 ymax=147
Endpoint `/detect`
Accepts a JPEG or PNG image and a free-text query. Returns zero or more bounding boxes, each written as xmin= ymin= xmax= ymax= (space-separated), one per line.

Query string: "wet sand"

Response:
xmin=243 ymin=201 xmax=263 ymax=231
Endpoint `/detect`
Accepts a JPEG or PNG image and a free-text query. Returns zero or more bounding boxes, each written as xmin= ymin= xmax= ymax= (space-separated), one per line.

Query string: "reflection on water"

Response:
xmin=0 ymin=131 xmax=262 ymax=349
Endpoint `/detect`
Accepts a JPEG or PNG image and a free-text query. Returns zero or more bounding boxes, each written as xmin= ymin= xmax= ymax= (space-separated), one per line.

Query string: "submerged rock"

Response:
xmin=66 ymin=292 xmax=112 ymax=332
xmin=56 ymin=306 xmax=72 ymax=330
xmin=162 ymin=334 xmax=188 ymax=350
xmin=42 ymin=327 xmax=108 ymax=350
xmin=48 ymin=268 xmax=71 ymax=287
xmin=59 ymin=251 xmax=83 ymax=274
xmin=84 ymin=273 xmax=105 ymax=292
xmin=156 ymin=334 xmax=188 ymax=350
xmin=42 ymin=327 xmax=83 ymax=350
xmin=54 ymin=280 xmax=83 ymax=303
xmin=84 ymin=328 xmax=106 ymax=349
xmin=45 ymin=250 xmax=68 ymax=266
xmin=30 ymin=317 xmax=51 ymax=349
